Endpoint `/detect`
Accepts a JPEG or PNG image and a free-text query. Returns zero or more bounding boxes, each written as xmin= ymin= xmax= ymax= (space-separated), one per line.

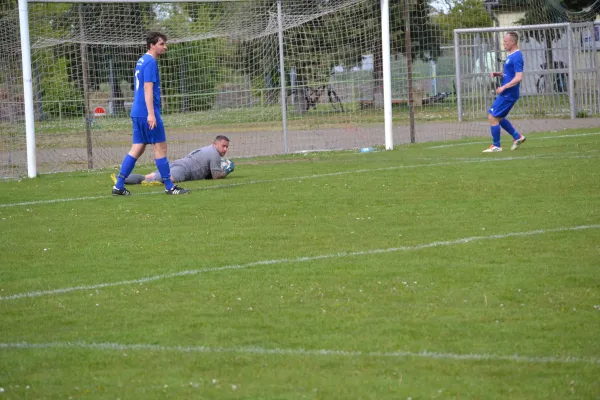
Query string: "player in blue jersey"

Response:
xmin=483 ymin=31 xmax=527 ymax=153
xmin=112 ymin=31 xmax=190 ymax=195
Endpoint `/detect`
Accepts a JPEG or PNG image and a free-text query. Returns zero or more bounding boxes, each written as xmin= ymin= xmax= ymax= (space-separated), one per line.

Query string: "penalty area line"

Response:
xmin=1 ymin=341 xmax=598 ymax=365
xmin=0 ymin=151 xmax=597 ymax=209
xmin=427 ymin=132 xmax=600 ymax=149
xmin=1 ymin=224 xmax=599 ymax=302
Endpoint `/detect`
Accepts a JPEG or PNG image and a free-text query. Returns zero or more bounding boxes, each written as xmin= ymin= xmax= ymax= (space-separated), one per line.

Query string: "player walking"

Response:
xmin=483 ymin=31 xmax=527 ymax=153
xmin=112 ymin=31 xmax=190 ymax=195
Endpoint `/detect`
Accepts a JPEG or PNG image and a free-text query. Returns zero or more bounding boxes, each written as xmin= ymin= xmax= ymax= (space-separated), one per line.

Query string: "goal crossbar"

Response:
xmin=28 ymin=0 xmax=243 ymax=2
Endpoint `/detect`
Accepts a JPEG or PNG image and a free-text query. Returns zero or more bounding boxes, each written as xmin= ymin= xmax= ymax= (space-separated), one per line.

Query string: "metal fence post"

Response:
xmin=277 ymin=0 xmax=288 ymax=153
xmin=567 ymin=24 xmax=576 ymax=119
xmin=454 ymin=30 xmax=462 ymax=122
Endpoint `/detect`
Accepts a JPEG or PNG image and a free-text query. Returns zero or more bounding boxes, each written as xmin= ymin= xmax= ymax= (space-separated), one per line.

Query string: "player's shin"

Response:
xmin=490 ymin=125 xmax=501 ymax=147
xmin=499 ymin=118 xmax=520 ymax=140
xmin=116 ymin=154 xmax=137 ymax=189
xmin=155 ymin=157 xmax=174 ymax=190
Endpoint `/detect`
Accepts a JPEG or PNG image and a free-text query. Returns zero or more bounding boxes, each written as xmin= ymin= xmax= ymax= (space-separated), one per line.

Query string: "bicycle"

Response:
xmin=536 ymin=61 xmax=569 ymax=94
xmin=303 ymin=84 xmax=344 ymax=112
xmin=421 ymin=91 xmax=453 ymax=105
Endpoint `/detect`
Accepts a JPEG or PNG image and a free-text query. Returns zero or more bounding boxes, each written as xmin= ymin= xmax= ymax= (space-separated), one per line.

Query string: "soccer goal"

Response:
xmin=6 ymin=0 xmax=399 ymax=178
xmin=3 ymin=0 xmax=600 ymax=178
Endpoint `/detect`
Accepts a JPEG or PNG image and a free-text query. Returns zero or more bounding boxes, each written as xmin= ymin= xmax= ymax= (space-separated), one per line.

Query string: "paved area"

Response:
xmin=1 ymin=117 xmax=599 ymax=178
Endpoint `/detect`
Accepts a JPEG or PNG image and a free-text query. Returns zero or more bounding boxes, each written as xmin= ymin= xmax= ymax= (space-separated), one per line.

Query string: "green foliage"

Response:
xmin=508 ymin=0 xmax=600 ymax=72
xmin=34 ymin=51 xmax=83 ymax=118
xmin=435 ymin=0 xmax=494 ymax=44
xmin=156 ymin=3 xmax=235 ymax=112
xmin=512 ymin=0 xmax=600 ymax=24
xmin=0 ymin=0 xmax=17 ymax=16
xmin=242 ymin=0 xmax=443 ymax=88
xmin=160 ymin=41 xmax=222 ymax=112
xmin=0 ymin=0 xmax=19 ymax=50
xmin=141 ymin=3 xmax=238 ymax=112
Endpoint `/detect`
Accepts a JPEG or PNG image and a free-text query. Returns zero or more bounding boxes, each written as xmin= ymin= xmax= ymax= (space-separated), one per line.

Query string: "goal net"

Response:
xmin=1 ymin=0 xmax=599 ymax=177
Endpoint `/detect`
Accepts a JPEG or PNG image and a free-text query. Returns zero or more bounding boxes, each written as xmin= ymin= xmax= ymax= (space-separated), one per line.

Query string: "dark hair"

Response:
xmin=146 ymin=31 xmax=167 ymax=50
xmin=506 ymin=31 xmax=519 ymax=43
xmin=215 ymin=135 xmax=230 ymax=142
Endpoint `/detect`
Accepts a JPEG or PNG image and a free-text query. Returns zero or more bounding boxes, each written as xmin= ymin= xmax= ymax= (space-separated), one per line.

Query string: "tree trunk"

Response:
xmin=373 ymin=44 xmax=384 ymax=108
xmin=545 ymin=34 xmax=555 ymax=94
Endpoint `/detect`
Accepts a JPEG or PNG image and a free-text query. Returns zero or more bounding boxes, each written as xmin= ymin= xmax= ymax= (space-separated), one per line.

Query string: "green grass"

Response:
xmin=27 ymin=102 xmax=459 ymax=133
xmin=1 ymin=130 xmax=599 ymax=399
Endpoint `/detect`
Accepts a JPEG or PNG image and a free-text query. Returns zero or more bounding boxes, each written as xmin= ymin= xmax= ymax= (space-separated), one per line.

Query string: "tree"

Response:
xmin=27 ymin=3 xmax=154 ymax=116
xmin=361 ymin=0 xmax=443 ymax=104
xmin=155 ymin=2 xmax=230 ymax=111
xmin=435 ymin=0 xmax=495 ymax=44
xmin=504 ymin=0 xmax=600 ymax=92
xmin=1 ymin=0 xmax=20 ymax=80
xmin=286 ymin=0 xmax=443 ymax=104
xmin=237 ymin=0 xmax=443 ymax=108
xmin=498 ymin=0 xmax=600 ymax=22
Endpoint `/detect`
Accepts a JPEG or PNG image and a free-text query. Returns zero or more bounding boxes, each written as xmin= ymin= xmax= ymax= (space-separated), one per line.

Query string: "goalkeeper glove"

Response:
xmin=225 ymin=160 xmax=235 ymax=175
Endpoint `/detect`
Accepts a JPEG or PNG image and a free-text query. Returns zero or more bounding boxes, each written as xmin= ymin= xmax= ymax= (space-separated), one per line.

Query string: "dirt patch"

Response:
xmin=2 ymin=117 xmax=600 ymax=178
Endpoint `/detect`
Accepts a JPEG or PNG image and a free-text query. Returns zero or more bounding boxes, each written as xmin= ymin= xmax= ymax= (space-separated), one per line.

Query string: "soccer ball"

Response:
xmin=221 ymin=158 xmax=232 ymax=170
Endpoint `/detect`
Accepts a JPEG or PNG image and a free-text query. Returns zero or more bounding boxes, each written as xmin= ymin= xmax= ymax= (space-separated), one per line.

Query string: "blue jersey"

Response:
xmin=130 ymin=53 xmax=161 ymax=118
xmin=500 ymin=50 xmax=523 ymax=101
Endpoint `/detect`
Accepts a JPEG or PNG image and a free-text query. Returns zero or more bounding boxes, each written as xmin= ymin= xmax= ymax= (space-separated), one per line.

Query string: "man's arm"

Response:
xmin=144 ymin=81 xmax=156 ymax=129
xmin=210 ymin=157 xmax=234 ymax=179
xmin=497 ymin=72 xmax=522 ymax=94
xmin=211 ymin=169 xmax=227 ymax=179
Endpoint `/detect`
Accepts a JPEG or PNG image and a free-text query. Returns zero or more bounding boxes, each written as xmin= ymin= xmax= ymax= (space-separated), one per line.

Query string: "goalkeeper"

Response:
xmin=112 ymin=135 xmax=235 ymax=185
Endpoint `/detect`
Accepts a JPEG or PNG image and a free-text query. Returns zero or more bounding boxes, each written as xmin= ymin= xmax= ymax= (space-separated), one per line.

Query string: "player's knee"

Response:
xmin=153 ymin=142 xmax=168 ymax=159
xmin=129 ymin=144 xmax=146 ymax=159
xmin=171 ymin=173 xmax=185 ymax=183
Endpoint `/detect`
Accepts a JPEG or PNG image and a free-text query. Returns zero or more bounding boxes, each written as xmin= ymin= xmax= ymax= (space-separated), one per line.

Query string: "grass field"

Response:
xmin=1 ymin=130 xmax=599 ymax=399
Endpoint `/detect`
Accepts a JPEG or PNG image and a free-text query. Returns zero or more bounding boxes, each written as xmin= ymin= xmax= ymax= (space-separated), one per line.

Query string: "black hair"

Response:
xmin=146 ymin=31 xmax=167 ymax=50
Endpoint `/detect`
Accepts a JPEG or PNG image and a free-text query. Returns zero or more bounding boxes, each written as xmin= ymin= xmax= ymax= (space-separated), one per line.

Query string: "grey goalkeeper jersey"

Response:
xmin=171 ymin=144 xmax=222 ymax=181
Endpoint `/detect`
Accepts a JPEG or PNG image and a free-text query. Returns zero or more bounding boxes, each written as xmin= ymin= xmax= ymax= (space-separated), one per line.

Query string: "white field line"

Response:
xmin=1 ymin=151 xmax=598 ymax=209
xmin=2 ymin=224 xmax=598 ymax=302
xmin=1 ymin=341 xmax=598 ymax=365
xmin=0 ymin=191 xmax=160 ymax=208
xmin=427 ymin=132 xmax=600 ymax=149
xmin=414 ymin=149 xmax=599 ymax=162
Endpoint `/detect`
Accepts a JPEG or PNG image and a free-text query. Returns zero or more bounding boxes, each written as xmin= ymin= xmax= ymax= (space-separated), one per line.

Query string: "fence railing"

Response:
xmin=454 ymin=22 xmax=599 ymax=121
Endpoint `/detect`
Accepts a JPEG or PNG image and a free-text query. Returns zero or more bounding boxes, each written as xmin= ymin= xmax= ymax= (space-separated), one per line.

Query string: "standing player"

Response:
xmin=114 ymin=135 xmax=235 ymax=185
xmin=112 ymin=31 xmax=190 ymax=195
xmin=483 ymin=31 xmax=527 ymax=153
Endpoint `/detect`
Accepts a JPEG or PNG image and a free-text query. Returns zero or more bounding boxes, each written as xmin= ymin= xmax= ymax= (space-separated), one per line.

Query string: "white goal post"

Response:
xmin=18 ymin=0 xmax=36 ymax=178
xmin=8 ymin=0 xmax=598 ymax=178
xmin=16 ymin=0 xmax=394 ymax=178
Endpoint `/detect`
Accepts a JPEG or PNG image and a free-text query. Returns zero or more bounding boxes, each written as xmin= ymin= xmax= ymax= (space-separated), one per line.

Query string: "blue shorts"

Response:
xmin=131 ymin=117 xmax=166 ymax=144
xmin=489 ymin=96 xmax=517 ymax=118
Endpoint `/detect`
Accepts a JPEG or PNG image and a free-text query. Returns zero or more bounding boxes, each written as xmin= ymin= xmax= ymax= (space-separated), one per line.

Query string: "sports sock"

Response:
xmin=499 ymin=118 xmax=521 ymax=140
xmin=490 ymin=125 xmax=501 ymax=147
xmin=116 ymin=154 xmax=137 ymax=189
xmin=155 ymin=157 xmax=174 ymax=190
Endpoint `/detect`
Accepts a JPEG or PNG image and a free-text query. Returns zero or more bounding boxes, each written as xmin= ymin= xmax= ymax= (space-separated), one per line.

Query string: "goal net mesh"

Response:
xmin=1 ymin=0 xmax=599 ymax=177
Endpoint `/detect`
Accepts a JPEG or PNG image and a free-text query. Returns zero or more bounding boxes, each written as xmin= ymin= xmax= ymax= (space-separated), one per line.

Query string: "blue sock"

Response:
xmin=155 ymin=157 xmax=174 ymax=190
xmin=490 ymin=125 xmax=501 ymax=147
xmin=116 ymin=154 xmax=137 ymax=189
xmin=499 ymin=118 xmax=521 ymax=140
